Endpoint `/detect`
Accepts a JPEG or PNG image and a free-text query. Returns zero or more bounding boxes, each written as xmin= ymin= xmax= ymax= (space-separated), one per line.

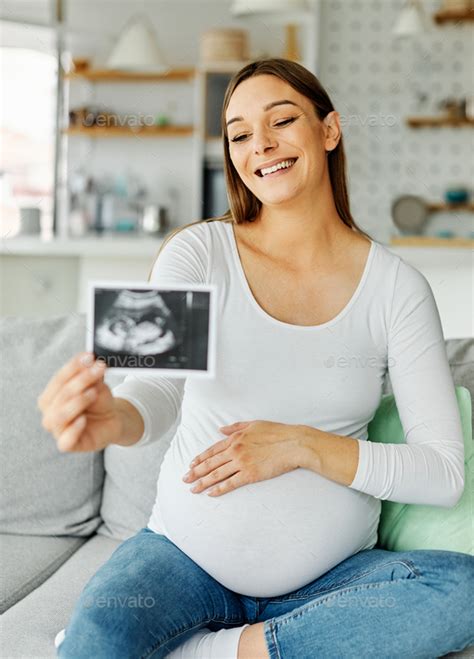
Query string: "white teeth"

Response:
xmin=260 ymin=159 xmax=295 ymax=177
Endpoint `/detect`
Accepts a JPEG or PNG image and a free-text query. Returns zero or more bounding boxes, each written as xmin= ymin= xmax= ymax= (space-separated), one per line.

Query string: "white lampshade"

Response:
xmin=106 ymin=16 xmax=167 ymax=72
xmin=393 ymin=0 xmax=428 ymax=37
xmin=231 ymin=0 xmax=309 ymax=16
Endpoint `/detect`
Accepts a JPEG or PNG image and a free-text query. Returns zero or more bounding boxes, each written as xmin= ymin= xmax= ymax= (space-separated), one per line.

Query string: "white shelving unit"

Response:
xmin=57 ymin=66 xmax=198 ymax=239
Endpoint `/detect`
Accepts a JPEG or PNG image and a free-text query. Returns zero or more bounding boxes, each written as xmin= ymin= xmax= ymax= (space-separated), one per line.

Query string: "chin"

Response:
xmin=261 ymin=190 xmax=300 ymax=206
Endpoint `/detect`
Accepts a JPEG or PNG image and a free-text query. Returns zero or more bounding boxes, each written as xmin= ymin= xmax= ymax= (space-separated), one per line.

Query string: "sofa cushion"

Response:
xmin=370 ymin=386 xmax=473 ymax=554
xmin=0 ymin=533 xmax=121 ymax=658
xmin=97 ymin=416 xmax=179 ymax=540
xmin=0 ymin=314 xmax=104 ymax=536
xmin=445 ymin=339 xmax=474 ymax=429
xmin=0 ymin=534 xmax=86 ymax=614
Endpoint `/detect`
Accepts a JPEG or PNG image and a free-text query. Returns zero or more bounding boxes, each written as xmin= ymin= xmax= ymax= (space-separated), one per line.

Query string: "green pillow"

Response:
xmin=368 ymin=386 xmax=473 ymax=555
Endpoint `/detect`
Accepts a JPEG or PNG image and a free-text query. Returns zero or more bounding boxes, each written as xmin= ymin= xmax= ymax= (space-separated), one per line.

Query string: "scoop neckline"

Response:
xmin=225 ymin=221 xmax=376 ymax=332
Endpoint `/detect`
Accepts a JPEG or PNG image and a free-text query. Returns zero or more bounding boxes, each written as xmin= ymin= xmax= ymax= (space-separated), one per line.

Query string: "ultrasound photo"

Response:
xmin=87 ymin=282 xmax=216 ymax=377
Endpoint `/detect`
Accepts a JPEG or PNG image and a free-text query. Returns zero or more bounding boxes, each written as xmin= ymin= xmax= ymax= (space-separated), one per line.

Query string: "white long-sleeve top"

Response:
xmin=112 ymin=219 xmax=464 ymax=597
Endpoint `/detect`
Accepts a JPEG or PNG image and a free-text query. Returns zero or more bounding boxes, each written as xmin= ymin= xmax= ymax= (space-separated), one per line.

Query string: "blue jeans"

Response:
xmin=58 ymin=527 xmax=474 ymax=659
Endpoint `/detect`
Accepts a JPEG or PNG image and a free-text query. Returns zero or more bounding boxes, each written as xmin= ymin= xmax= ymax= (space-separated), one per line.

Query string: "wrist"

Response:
xmin=295 ymin=424 xmax=323 ymax=472
xmin=109 ymin=399 xmax=127 ymax=446
xmin=296 ymin=426 xmax=360 ymax=486
xmin=111 ymin=398 xmax=144 ymax=447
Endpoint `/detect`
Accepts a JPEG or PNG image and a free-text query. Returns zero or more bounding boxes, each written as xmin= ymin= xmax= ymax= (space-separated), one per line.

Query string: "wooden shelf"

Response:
xmin=390 ymin=236 xmax=474 ymax=248
xmin=63 ymin=67 xmax=196 ymax=82
xmin=63 ymin=125 xmax=194 ymax=137
xmin=433 ymin=8 xmax=474 ymax=24
xmin=426 ymin=202 xmax=474 ymax=212
xmin=406 ymin=116 xmax=474 ymax=128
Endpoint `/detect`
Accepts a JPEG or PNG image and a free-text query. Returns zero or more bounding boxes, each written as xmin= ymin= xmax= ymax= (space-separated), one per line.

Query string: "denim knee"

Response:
xmin=59 ymin=587 xmax=163 ymax=659
xmin=407 ymin=549 xmax=474 ymax=584
xmin=441 ymin=551 xmax=474 ymax=602
xmin=403 ymin=550 xmax=474 ymax=629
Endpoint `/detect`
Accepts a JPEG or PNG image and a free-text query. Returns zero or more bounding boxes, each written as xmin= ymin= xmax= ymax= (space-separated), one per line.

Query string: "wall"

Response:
xmin=318 ymin=0 xmax=474 ymax=244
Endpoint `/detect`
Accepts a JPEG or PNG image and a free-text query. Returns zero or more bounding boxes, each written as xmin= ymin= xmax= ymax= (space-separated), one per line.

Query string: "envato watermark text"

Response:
xmin=323 ymin=594 xmax=396 ymax=608
xmin=323 ymin=356 xmax=396 ymax=369
xmin=83 ymin=594 xmax=155 ymax=609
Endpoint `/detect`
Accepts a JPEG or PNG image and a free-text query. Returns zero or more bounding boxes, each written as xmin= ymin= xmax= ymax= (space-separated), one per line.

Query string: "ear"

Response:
xmin=323 ymin=111 xmax=341 ymax=152
xmin=323 ymin=111 xmax=334 ymax=126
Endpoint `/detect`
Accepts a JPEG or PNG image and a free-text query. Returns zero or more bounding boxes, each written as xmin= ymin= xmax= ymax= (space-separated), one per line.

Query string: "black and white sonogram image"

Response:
xmin=88 ymin=282 xmax=216 ymax=377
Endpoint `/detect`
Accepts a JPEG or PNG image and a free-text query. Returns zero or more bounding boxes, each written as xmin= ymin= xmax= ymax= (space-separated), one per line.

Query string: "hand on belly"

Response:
xmin=182 ymin=419 xmax=303 ymax=497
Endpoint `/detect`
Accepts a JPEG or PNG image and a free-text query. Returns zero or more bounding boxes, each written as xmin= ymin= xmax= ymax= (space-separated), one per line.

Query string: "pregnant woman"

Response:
xmin=38 ymin=59 xmax=473 ymax=658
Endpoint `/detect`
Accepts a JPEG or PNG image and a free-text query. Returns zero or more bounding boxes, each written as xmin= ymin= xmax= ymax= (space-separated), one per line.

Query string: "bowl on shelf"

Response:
xmin=391 ymin=195 xmax=428 ymax=235
xmin=444 ymin=188 xmax=470 ymax=205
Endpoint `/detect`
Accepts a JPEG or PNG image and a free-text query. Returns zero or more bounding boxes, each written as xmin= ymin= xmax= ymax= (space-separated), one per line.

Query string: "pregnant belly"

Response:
xmin=156 ymin=444 xmax=380 ymax=598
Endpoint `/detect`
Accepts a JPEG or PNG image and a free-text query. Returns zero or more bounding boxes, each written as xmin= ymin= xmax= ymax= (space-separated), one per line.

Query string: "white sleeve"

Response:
xmin=348 ymin=258 xmax=465 ymax=508
xmin=111 ymin=223 xmax=209 ymax=447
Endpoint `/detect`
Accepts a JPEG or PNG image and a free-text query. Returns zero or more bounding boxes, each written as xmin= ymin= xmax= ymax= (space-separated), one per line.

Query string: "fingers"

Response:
xmin=187 ymin=461 xmax=238 ymax=494
xmin=53 ymin=359 xmax=106 ymax=409
xmin=184 ymin=451 xmax=233 ymax=482
xmin=57 ymin=415 xmax=87 ymax=453
xmin=42 ymin=385 xmax=98 ymax=439
xmin=37 ymin=352 xmax=95 ymax=412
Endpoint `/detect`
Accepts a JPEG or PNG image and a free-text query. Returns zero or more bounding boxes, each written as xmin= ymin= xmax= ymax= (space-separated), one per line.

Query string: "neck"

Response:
xmin=247 ymin=179 xmax=354 ymax=269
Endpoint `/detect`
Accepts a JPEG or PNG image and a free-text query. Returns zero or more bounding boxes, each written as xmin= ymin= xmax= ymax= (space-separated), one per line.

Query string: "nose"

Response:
xmin=252 ymin=127 xmax=277 ymax=155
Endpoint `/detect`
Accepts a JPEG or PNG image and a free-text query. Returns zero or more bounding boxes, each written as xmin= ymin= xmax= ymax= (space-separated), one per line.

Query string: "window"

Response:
xmin=0 ymin=46 xmax=57 ymax=238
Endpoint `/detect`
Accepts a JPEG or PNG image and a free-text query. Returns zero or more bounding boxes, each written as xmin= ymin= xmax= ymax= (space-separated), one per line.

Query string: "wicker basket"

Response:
xmin=200 ymin=29 xmax=248 ymax=63
xmin=441 ymin=0 xmax=472 ymax=9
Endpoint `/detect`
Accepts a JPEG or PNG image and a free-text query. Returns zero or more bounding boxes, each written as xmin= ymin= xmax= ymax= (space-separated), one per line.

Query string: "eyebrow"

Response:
xmin=226 ymin=100 xmax=301 ymax=128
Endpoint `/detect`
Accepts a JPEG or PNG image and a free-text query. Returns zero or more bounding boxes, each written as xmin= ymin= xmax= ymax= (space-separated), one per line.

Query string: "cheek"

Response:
xmin=229 ymin=149 xmax=240 ymax=170
xmin=230 ymin=149 xmax=252 ymax=180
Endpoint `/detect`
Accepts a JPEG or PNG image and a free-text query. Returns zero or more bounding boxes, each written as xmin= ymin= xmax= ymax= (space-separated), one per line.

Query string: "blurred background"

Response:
xmin=0 ymin=0 xmax=472 ymax=336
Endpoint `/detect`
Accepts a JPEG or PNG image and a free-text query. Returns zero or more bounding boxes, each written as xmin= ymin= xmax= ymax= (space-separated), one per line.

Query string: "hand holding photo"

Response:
xmin=87 ymin=281 xmax=216 ymax=377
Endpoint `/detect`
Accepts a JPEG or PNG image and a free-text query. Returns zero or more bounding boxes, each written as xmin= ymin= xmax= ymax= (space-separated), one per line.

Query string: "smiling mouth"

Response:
xmin=255 ymin=158 xmax=298 ymax=177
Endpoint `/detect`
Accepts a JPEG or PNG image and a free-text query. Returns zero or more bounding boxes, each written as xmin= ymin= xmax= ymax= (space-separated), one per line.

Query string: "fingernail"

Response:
xmin=182 ymin=472 xmax=191 ymax=481
xmin=81 ymin=353 xmax=94 ymax=366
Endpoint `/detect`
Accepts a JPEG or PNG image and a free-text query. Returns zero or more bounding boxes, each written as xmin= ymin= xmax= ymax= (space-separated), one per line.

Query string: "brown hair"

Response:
xmin=148 ymin=57 xmax=371 ymax=280
xmin=221 ymin=58 xmax=371 ymax=238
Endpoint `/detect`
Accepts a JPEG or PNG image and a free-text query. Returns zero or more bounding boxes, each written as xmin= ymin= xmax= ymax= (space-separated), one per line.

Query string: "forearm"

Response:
xmin=297 ymin=425 xmax=360 ymax=487
xmin=112 ymin=397 xmax=145 ymax=447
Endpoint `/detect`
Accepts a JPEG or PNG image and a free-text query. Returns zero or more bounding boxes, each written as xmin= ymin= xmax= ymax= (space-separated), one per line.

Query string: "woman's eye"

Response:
xmin=275 ymin=117 xmax=296 ymax=127
xmin=230 ymin=117 xmax=296 ymax=143
xmin=230 ymin=133 xmax=249 ymax=143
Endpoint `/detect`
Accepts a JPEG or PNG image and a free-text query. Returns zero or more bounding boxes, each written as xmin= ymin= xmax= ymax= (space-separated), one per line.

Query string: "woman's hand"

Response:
xmin=182 ymin=420 xmax=303 ymax=496
xmin=37 ymin=352 xmax=124 ymax=453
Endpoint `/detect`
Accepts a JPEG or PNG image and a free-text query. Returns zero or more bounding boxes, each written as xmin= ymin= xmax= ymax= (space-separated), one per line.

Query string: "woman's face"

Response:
xmin=225 ymin=74 xmax=339 ymax=208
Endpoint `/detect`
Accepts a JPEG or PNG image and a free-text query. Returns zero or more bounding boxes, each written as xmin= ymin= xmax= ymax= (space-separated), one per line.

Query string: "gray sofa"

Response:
xmin=1 ymin=314 xmax=473 ymax=658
